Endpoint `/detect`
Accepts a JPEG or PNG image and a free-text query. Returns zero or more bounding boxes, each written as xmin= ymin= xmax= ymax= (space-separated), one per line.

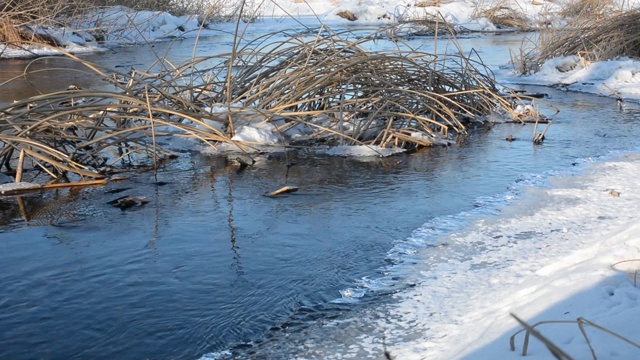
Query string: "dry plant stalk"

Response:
xmin=510 ymin=315 xmax=640 ymax=360
xmin=611 ymin=259 xmax=640 ymax=287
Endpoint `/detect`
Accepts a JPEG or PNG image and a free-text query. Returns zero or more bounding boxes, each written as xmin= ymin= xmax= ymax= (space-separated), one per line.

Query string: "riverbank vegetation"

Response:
xmin=7 ymin=0 xmax=640 ymax=189
xmin=0 ymin=0 xmax=246 ymax=47
xmin=511 ymin=1 xmax=640 ymax=74
xmin=536 ymin=8 xmax=640 ymax=63
xmin=0 ymin=22 xmax=544 ymax=189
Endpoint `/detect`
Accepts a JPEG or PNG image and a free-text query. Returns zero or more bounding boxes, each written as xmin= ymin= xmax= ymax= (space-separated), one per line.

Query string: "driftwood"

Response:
xmin=264 ymin=186 xmax=299 ymax=197
xmin=0 ymin=178 xmax=123 ymax=196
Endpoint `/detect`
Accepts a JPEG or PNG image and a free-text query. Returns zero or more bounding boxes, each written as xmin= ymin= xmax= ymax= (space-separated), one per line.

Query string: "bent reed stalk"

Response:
xmin=0 ymin=25 xmax=529 ymax=183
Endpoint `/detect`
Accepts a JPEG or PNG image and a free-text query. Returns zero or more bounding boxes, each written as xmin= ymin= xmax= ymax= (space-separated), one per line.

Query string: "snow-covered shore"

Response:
xmin=381 ymin=153 xmax=640 ymax=359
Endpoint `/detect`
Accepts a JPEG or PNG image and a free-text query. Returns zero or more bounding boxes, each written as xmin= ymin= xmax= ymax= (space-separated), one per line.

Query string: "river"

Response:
xmin=0 ymin=19 xmax=638 ymax=360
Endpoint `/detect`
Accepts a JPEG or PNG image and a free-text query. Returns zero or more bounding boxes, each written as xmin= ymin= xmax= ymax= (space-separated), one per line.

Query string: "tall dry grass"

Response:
xmin=473 ymin=1 xmax=532 ymax=30
xmin=536 ymin=9 xmax=640 ymax=63
xmin=558 ymin=0 xmax=615 ymax=22
xmin=0 ymin=0 xmax=246 ymax=47
xmin=189 ymin=25 xmax=525 ymax=145
xmin=0 ymin=0 xmax=85 ymax=45
xmin=0 ymin=23 xmax=535 ymax=182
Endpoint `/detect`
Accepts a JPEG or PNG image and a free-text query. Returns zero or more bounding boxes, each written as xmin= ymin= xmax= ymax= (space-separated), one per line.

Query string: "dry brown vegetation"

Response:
xmin=0 ymin=0 xmax=244 ymax=47
xmin=1 ymin=0 xmax=80 ymax=26
xmin=0 ymin=26 xmax=536 ymax=185
xmin=0 ymin=0 xmax=86 ymax=44
xmin=473 ymin=2 xmax=532 ymax=30
xmin=506 ymin=1 xmax=640 ymax=74
xmin=558 ymin=0 xmax=615 ymax=22
xmin=414 ymin=0 xmax=442 ymax=7
xmin=0 ymin=18 xmax=19 ymax=43
xmin=536 ymin=9 xmax=640 ymax=64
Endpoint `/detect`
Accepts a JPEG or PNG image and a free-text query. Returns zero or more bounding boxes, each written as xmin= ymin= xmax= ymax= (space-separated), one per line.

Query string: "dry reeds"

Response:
xmin=472 ymin=1 xmax=532 ymax=30
xmin=510 ymin=314 xmax=640 ymax=359
xmin=196 ymin=26 xmax=519 ymax=146
xmin=0 ymin=0 xmax=241 ymax=50
xmin=0 ymin=0 xmax=76 ymax=26
xmin=0 ymin=0 xmax=81 ymax=46
xmin=558 ymin=0 xmax=615 ymax=22
xmin=0 ymin=26 xmax=532 ymax=182
xmin=414 ymin=0 xmax=443 ymax=7
xmin=0 ymin=88 xmax=229 ymax=180
xmin=0 ymin=51 xmax=232 ymax=182
xmin=0 ymin=18 xmax=19 ymax=43
xmin=536 ymin=9 xmax=640 ymax=63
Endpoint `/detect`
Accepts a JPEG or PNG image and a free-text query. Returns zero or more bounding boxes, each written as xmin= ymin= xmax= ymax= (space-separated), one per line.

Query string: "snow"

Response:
xmin=500 ymin=56 xmax=640 ymax=101
xmin=231 ymin=122 xmax=281 ymax=144
xmin=4 ymin=1 xmax=640 ymax=359
xmin=315 ymin=144 xmax=406 ymax=157
xmin=375 ymin=154 xmax=640 ymax=359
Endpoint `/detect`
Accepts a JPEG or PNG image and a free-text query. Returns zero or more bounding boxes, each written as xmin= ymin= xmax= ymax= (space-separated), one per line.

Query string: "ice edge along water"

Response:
xmin=334 ymin=149 xmax=640 ymax=360
xmin=199 ymin=146 xmax=640 ymax=360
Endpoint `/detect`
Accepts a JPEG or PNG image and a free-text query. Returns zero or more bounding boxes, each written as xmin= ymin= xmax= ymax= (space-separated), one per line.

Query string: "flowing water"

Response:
xmin=0 ymin=20 xmax=638 ymax=360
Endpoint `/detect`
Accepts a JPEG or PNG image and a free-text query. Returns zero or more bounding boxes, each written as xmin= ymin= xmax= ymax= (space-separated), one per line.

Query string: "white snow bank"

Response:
xmin=231 ymin=122 xmax=281 ymax=144
xmin=501 ymin=55 xmax=640 ymax=102
xmin=374 ymin=153 xmax=640 ymax=359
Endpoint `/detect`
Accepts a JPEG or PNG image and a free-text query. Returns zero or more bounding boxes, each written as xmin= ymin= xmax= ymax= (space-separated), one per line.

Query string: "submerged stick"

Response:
xmin=263 ymin=185 xmax=299 ymax=197
xmin=0 ymin=179 xmax=113 ymax=196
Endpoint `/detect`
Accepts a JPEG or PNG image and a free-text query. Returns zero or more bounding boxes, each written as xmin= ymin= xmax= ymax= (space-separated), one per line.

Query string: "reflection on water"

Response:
xmin=0 ymin=146 xmax=487 ymax=358
xmin=0 ymin=57 xmax=106 ymax=103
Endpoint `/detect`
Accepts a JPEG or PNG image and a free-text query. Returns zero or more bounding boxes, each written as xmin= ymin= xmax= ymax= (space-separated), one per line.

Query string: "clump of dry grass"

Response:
xmin=414 ymin=0 xmax=442 ymax=7
xmin=0 ymin=88 xmax=229 ymax=181
xmin=199 ymin=26 xmax=522 ymax=147
xmin=0 ymin=26 xmax=536 ymax=182
xmin=473 ymin=2 xmax=532 ymax=30
xmin=0 ymin=18 xmax=19 ymax=43
xmin=0 ymin=0 xmax=244 ymax=49
xmin=1 ymin=0 xmax=77 ymax=26
xmin=0 ymin=0 xmax=83 ymax=46
xmin=558 ymin=0 xmax=615 ymax=22
xmin=0 ymin=50 xmax=233 ymax=182
xmin=536 ymin=9 xmax=640 ymax=63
